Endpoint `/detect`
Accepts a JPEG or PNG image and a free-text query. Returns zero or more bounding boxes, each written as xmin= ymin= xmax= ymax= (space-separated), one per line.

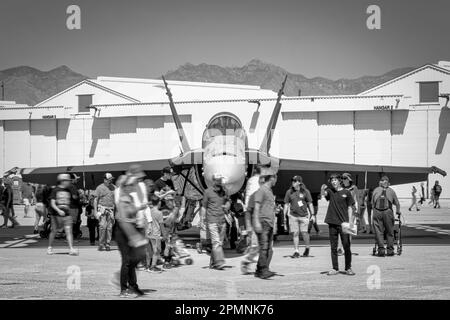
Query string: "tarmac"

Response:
xmin=0 ymin=199 xmax=449 ymax=300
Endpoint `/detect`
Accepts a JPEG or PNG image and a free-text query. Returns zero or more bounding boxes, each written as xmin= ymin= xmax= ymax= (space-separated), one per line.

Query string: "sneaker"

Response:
xmin=163 ymin=262 xmax=172 ymax=269
xmin=130 ymin=286 xmax=145 ymax=296
xmin=345 ymin=269 xmax=355 ymax=276
xmin=149 ymin=266 xmax=163 ymax=273
xmin=416 ymin=208 xmax=420 ymax=211
xmin=69 ymin=249 xmax=79 ymax=256
xmin=327 ymin=269 xmax=339 ymax=276
xmin=292 ymin=252 xmax=300 ymax=258
xmin=98 ymin=246 xmax=105 ymax=251
xmin=119 ymin=290 xmax=137 ymax=299
xmin=302 ymin=248 xmax=310 ymax=257
xmin=377 ymin=251 xmax=385 ymax=257
xmin=240 ymin=261 xmax=251 ymax=274
xmin=256 ymin=271 xmax=276 ymax=279
xmin=212 ymin=264 xmax=226 ymax=270
xmin=337 ymin=248 xmax=344 ymax=256
xmin=47 ymin=247 xmax=54 ymax=255
xmin=105 ymin=246 xmax=111 ymax=251
xmin=33 ymin=229 xmax=39 ymax=234
xmin=386 ymin=252 xmax=395 ymax=257
xmin=408 ymin=208 xmax=412 ymax=211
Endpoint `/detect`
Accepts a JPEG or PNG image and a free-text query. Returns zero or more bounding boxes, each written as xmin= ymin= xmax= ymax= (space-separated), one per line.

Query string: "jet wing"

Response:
xmin=273 ymin=157 xmax=446 ymax=195
xmin=10 ymin=158 xmax=178 ymax=189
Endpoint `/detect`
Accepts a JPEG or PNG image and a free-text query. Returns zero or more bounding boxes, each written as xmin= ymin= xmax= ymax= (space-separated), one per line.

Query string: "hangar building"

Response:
xmin=1 ymin=61 xmax=449 ymax=199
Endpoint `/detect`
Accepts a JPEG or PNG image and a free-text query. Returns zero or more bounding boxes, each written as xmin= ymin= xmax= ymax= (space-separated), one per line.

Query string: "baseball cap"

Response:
xmin=104 ymin=172 xmax=113 ymax=180
xmin=162 ymin=166 xmax=173 ymax=174
xmin=380 ymin=175 xmax=390 ymax=182
xmin=126 ymin=164 xmax=146 ymax=179
xmin=342 ymin=173 xmax=353 ymax=181
xmin=57 ymin=173 xmax=72 ymax=182
xmin=291 ymin=175 xmax=303 ymax=183
xmin=260 ymin=167 xmax=277 ymax=177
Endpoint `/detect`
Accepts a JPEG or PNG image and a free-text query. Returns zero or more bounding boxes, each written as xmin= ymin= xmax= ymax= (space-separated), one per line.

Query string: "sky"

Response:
xmin=1 ymin=0 xmax=449 ymax=80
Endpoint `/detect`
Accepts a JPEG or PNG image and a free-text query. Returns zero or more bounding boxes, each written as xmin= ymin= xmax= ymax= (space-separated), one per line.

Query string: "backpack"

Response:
xmin=375 ymin=188 xmax=391 ymax=211
xmin=434 ymin=185 xmax=442 ymax=194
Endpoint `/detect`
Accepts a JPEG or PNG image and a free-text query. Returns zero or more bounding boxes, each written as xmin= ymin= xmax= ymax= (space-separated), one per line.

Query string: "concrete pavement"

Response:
xmin=0 ymin=203 xmax=450 ymax=299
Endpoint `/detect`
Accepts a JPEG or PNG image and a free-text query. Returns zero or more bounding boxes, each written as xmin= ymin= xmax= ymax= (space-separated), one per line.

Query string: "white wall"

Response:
xmin=0 ymin=121 xmax=4 ymax=174
xmin=4 ymin=120 xmax=30 ymax=170
xmin=354 ymin=111 xmax=391 ymax=165
xmin=278 ymin=112 xmax=318 ymax=160
xmin=318 ymin=111 xmax=354 ymax=163
xmin=30 ymin=120 xmax=57 ymax=167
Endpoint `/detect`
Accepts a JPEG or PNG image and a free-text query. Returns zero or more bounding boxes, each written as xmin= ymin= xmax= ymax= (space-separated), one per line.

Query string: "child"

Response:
xmin=145 ymin=196 xmax=164 ymax=272
xmin=160 ymin=194 xmax=181 ymax=269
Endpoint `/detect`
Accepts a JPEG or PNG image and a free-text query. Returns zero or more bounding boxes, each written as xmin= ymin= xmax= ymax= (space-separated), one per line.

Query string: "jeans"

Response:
xmin=372 ymin=209 xmax=395 ymax=254
xmin=147 ymin=238 xmax=161 ymax=267
xmin=115 ymin=224 xmax=142 ymax=291
xmin=328 ymin=224 xmax=352 ymax=271
xmin=99 ymin=208 xmax=115 ymax=247
xmin=87 ymin=218 xmax=99 ymax=244
xmin=256 ymin=221 xmax=274 ymax=274
xmin=207 ymin=222 xmax=226 ymax=267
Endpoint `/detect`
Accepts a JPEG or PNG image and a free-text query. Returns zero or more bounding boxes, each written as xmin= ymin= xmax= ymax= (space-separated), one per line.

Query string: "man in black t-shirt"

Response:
xmin=321 ymin=173 xmax=355 ymax=276
xmin=155 ymin=167 xmax=175 ymax=193
xmin=47 ymin=173 xmax=79 ymax=256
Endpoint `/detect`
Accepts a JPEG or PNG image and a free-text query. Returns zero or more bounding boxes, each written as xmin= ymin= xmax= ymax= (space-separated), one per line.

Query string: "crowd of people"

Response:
xmin=0 ymin=164 xmax=445 ymax=296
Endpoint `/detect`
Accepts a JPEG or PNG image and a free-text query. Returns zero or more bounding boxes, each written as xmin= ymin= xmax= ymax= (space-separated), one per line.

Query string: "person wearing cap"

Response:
xmin=252 ymin=167 xmax=277 ymax=279
xmin=111 ymin=173 xmax=149 ymax=298
xmin=201 ymin=173 xmax=230 ymax=270
xmin=47 ymin=173 xmax=78 ymax=256
xmin=321 ymin=173 xmax=355 ymax=276
xmin=93 ymin=173 xmax=116 ymax=251
xmin=283 ymin=175 xmax=314 ymax=258
xmin=371 ymin=176 xmax=401 ymax=257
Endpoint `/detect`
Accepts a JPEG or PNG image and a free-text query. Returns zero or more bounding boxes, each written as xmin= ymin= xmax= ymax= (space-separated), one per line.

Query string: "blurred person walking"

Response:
xmin=111 ymin=168 xmax=149 ymax=298
xmin=47 ymin=173 xmax=78 ymax=256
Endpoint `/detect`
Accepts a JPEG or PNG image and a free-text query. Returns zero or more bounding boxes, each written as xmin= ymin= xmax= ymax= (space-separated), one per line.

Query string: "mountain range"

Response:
xmin=0 ymin=60 xmax=415 ymax=106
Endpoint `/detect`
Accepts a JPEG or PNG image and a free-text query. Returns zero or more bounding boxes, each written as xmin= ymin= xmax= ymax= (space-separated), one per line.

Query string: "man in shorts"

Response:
xmin=47 ymin=173 xmax=79 ymax=256
xmin=283 ymin=175 xmax=314 ymax=257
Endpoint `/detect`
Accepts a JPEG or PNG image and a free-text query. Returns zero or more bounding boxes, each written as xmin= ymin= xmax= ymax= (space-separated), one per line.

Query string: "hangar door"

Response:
xmin=4 ymin=120 xmax=30 ymax=169
xmin=354 ymin=111 xmax=391 ymax=165
xmin=31 ymin=120 xmax=57 ymax=167
xmin=318 ymin=111 xmax=354 ymax=163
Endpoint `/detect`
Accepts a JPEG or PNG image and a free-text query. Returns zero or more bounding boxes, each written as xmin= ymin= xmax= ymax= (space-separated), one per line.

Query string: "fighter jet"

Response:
xmin=9 ymin=76 xmax=446 ymax=197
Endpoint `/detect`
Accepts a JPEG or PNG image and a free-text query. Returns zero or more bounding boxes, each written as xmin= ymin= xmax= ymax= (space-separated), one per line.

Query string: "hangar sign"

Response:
xmin=373 ymin=105 xmax=394 ymax=110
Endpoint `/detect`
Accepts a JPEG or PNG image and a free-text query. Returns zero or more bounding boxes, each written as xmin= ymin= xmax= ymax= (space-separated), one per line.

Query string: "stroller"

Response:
xmin=372 ymin=213 xmax=403 ymax=256
xmin=165 ymin=235 xmax=194 ymax=266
